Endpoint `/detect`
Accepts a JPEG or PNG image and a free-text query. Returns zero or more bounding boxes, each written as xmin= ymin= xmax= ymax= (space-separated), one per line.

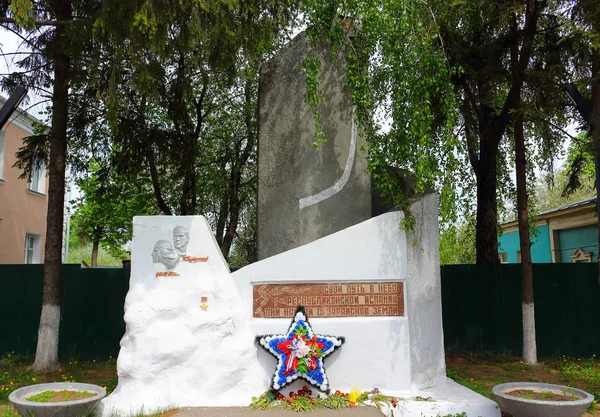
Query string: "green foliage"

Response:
xmin=446 ymin=368 xmax=493 ymax=400
xmin=0 ymin=353 xmax=118 ymax=403
xmin=559 ymin=356 xmax=600 ymax=409
xmin=0 ymin=409 xmax=19 ymax=417
xmin=2 ymin=0 xmax=298 ymax=269
xmin=90 ymin=0 xmax=299 ymax=121
xmin=536 ymin=172 xmax=595 ymax=213
xmin=535 ymin=138 xmax=596 ymax=213
xmin=67 ymin=0 xmax=295 ymax=259
xmin=448 ymin=353 xmax=600 ymax=414
xmin=561 ymin=133 xmax=595 ymax=199
xmin=249 ymin=387 xmax=399 ymax=412
xmin=301 ymin=0 xmax=588 ymax=269
xmin=7 ymin=0 xmax=35 ymax=29
xmin=0 ymin=353 xmax=36 ymax=403
xmin=70 ymin=162 xmax=158 ymax=261
xmin=226 ymin=196 xmax=257 ymax=269
xmin=67 ymin=242 xmax=123 ymax=267
xmin=12 ymin=132 xmax=50 ymax=183
xmin=25 ymin=389 xmax=94 ymax=402
xmin=439 ymin=217 xmax=476 ymax=265
xmin=301 ymin=0 xmax=466 ymax=227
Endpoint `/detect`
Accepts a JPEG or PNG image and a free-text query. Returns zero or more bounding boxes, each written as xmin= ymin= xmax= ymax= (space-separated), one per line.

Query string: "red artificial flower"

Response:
xmin=289 ymin=357 xmax=298 ymax=371
xmin=307 ymin=336 xmax=324 ymax=351
xmin=277 ymin=336 xmax=297 ymax=354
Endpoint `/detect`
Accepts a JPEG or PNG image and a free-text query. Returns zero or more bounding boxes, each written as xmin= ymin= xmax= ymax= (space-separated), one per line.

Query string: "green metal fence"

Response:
xmin=0 ymin=263 xmax=598 ymax=359
xmin=441 ymin=263 xmax=600 ymax=357
xmin=0 ymin=264 xmax=129 ymax=359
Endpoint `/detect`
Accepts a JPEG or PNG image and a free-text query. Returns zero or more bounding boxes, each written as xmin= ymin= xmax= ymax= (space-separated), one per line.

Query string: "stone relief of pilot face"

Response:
xmin=173 ymin=226 xmax=190 ymax=255
xmin=151 ymin=239 xmax=180 ymax=270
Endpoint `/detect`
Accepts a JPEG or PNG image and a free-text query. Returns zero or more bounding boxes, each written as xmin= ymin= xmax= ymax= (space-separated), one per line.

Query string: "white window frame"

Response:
xmin=499 ymin=252 xmax=508 ymax=264
xmin=28 ymin=163 xmax=46 ymax=194
xmin=24 ymin=233 xmax=42 ymax=264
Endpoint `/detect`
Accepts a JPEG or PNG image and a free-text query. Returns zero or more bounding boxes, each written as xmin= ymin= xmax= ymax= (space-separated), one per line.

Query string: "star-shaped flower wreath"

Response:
xmin=256 ymin=306 xmax=344 ymax=393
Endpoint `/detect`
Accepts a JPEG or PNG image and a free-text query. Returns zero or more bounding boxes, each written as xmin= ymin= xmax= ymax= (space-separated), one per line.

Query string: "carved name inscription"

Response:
xmin=156 ymin=271 xmax=180 ymax=278
xmin=183 ymin=256 xmax=209 ymax=263
xmin=253 ymin=282 xmax=404 ymax=318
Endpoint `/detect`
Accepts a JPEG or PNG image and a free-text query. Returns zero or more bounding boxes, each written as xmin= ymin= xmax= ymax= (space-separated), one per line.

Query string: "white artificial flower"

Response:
xmin=295 ymin=337 xmax=311 ymax=358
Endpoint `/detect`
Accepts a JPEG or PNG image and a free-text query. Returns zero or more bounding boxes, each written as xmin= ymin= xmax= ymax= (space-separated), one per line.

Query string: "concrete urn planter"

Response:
xmin=9 ymin=382 xmax=106 ymax=417
xmin=493 ymin=382 xmax=594 ymax=417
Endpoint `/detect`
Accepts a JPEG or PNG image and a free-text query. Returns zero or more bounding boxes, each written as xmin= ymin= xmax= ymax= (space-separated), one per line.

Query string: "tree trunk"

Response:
xmin=33 ymin=0 xmax=71 ymax=373
xmin=91 ymin=240 xmax=99 ymax=268
xmin=591 ymin=28 xmax=600 ymax=285
xmin=475 ymin=139 xmax=500 ymax=264
xmin=215 ymin=190 xmax=229 ymax=246
xmin=221 ymin=166 xmax=241 ymax=259
xmin=179 ymin=169 xmax=197 ymax=215
xmin=514 ymin=113 xmax=537 ymax=365
xmin=146 ymin=147 xmax=172 ymax=215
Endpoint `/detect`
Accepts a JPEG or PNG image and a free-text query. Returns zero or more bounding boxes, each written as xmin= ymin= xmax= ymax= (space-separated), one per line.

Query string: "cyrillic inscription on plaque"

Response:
xmin=253 ymin=282 xmax=404 ymax=318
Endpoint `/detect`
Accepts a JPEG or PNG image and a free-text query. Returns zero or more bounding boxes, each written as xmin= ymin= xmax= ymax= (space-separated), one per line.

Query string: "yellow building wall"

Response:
xmin=0 ymin=121 xmax=48 ymax=264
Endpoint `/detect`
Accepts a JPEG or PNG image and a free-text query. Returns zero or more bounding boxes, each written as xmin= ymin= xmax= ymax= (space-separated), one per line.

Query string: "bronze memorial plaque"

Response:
xmin=253 ymin=282 xmax=404 ymax=318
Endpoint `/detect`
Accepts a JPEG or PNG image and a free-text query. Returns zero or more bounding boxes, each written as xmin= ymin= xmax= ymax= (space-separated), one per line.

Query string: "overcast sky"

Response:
xmin=1 ymin=28 xmax=48 ymax=120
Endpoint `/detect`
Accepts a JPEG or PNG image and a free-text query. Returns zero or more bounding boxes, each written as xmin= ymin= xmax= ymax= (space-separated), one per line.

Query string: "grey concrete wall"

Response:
xmin=406 ymin=192 xmax=447 ymax=390
xmin=257 ymin=33 xmax=371 ymax=260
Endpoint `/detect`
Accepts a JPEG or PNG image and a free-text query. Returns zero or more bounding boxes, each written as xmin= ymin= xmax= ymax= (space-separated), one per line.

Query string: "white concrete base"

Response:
xmin=376 ymin=379 xmax=500 ymax=417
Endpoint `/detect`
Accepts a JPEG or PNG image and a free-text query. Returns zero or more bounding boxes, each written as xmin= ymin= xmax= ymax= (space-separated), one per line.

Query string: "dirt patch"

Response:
xmin=505 ymin=389 xmax=579 ymax=401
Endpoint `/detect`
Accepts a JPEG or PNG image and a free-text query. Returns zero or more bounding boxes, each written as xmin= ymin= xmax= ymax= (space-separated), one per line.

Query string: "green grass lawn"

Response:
xmin=446 ymin=352 xmax=600 ymax=416
xmin=0 ymin=353 xmax=118 ymax=404
xmin=0 ymin=351 xmax=598 ymax=416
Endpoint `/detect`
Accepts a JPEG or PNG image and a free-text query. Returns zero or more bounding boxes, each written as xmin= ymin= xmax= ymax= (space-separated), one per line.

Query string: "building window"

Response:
xmin=29 ymin=163 xmax=46 ymax=194
xmin=516 ymin=251 xmax=521 ymax=263
xmin=0 ymin=130 xmax=5 ymax=180
xmin=499 ymin=252 xmax=508 ymax=264
xmin=24 ymin=234 xmax=42 ymax=264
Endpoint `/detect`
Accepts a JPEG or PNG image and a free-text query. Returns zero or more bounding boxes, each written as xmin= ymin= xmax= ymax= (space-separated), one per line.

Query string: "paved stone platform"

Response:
xmin=172 ymin=407 xmax=383 ymax=417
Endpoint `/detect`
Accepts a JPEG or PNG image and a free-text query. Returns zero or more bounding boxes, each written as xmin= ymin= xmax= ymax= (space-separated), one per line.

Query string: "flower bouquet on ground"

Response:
xmin=249 ymin=386 xmax=400 ymax=413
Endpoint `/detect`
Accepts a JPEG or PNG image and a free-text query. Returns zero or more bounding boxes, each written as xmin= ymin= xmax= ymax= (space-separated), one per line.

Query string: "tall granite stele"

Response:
xmin=258 ymin=31 xmax=379 ymax=260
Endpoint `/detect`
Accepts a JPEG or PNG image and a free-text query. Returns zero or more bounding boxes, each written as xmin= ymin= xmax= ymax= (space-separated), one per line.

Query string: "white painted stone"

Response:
xmin=98 ymin=200 xmax=498 ymax=417
xmin=232 ymin=195 xmax=499 ymax=417
xmin=100 ymin=216 xmax=268 ymax=417
xmin=377 ymin=378 xmax=501 ymax=417
xmin=406 ymin=192 xmax=447 ymax=391
xmin=232 ymin=209 xmax=413 ymax=394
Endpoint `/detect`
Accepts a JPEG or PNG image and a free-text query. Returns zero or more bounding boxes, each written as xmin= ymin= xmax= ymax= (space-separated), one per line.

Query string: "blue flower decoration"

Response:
xmin=256 ymin=306 xmax=344 ymax=393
